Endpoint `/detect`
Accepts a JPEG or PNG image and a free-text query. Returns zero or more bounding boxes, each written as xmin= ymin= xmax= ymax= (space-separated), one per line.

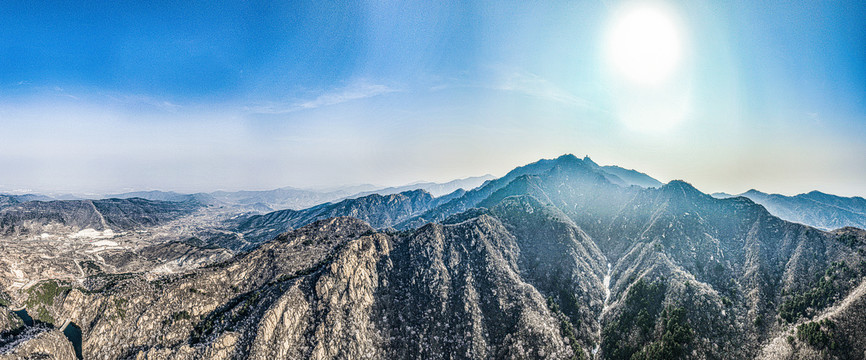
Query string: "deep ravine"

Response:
xmin=592 ymin=262 xmax=612 ymax=357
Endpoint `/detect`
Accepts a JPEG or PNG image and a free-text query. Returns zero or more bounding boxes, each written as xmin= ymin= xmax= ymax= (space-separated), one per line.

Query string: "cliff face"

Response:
xmin=0 ymin=220 xmax=605 ymax=358
xmin=41 ymin=215 xmax=599 ymax=359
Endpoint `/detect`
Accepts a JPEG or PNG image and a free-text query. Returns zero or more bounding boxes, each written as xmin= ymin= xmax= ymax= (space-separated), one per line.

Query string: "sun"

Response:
xmin=606 ymin=3 xmax=682 ymax=86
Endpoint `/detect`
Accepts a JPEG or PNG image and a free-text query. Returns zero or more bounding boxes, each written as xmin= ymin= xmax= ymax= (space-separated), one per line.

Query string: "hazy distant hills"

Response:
xmin=349 ymin=174 xmax=495 ymax=198
xmin=0 ymin=195 xmax=16 ymax=208
xmin=0 ymin=176 xmax=495 ymax=214
xmin=232 ymin=188 xmax=466 ymax=248
xmin=0 ymin=194 xmax=55 ymax=209
xmin=0 ymin=198 xmax=201 ymax=236
xmin=2 ymin=154 xmax=866 ymax=359
xmin=712 ymin=189 xmax=866 ymax=230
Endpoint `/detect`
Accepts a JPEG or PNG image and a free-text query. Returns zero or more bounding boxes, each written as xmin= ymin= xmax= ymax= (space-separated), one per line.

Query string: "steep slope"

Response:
xmin=599 ymin=165 xmax=663 ymax=188
xmin=580 ymin=155 xmax=663 ymax=188
xmin=25 ymin=215 xmax=612 ymax=359
xmin=468 ymin=164 xmax=866 ymax=359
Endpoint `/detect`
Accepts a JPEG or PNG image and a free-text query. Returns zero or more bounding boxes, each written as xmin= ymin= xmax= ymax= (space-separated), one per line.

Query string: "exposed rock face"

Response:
xmin=0 ymin=308 xmax=23 ymax=334
xmin=17 ymin=213 xmax=604 ymax=359
xmin=1 ymin=155 xmax=865 ymax=359
xmin=0 ymin=328 xmax=77 ymax=360
xmin=98 ymin=240 xmax=234 ymax=275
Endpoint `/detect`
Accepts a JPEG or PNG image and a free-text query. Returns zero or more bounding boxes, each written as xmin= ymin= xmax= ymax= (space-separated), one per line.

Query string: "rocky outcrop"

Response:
xmin=21 ymin=213 xmax=597 ymax=359
xmin=0 ymin=328 xmax=76 ymax=360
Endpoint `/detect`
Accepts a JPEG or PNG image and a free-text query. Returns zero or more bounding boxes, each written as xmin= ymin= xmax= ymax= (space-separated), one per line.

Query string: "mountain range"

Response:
xmin=347 ymin=174 xmax=495 ymax=198
xmin=713 ymin=189 xmax=866 ymax=231
xmin=0 ymin=155 xmax=864 ymax=359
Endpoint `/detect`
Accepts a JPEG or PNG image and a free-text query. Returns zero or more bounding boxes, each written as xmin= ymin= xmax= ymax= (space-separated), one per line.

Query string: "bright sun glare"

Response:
xmin=607 ymin=4 xmax=682 ymax=86
xmin=604 ymin=2 xmax=691 ymax=133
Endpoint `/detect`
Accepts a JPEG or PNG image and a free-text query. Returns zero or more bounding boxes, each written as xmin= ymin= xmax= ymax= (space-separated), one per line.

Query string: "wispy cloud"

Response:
xmin=52 ymin=86 xmax=80 ymax=100
xmin=493 ymin=69 xmax=594 ymax=109
xmin=248 ymin=81 xmax=398 ymax=115
xmin=429 ymin=68 xmax=601 ymax=112
xmin=104 ymin=93 xmax=183 ymax=112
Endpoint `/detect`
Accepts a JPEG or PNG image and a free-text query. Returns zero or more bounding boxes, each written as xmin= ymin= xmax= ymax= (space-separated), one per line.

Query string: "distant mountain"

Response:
xmin=103 ymin=187 xmax=358 ymax=212
xmin=208 ymin=187 xmax=354 ymax=211
xmin=0 ymin=193 xmax=54 ymax=207
xmin=311 ymin=183 xmax=382 ymax=195
xmin=0 ymin=195 xmax=18 ymax=209
xmin=350 ymin=174 xmax=495 ymax=198
xmin=721 ymin=189 xmax=866 ymax=230
xmin=0 ymin=198 xmax=202 ymax=236
xmin=711 ymin=192 xmax=735 ymax=199
xmin=107 ymin=190 xmax=199 ymax=203
xmin=233 ymin=189 xmax=463 ymax=248
xmin=2 ymin=175 xmax=494 ymax=214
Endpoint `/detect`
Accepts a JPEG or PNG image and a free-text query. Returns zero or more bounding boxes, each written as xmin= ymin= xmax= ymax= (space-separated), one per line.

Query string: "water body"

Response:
xmin=6 ymin=308 xmax=83 ymax=360
xmin=12 ymin=309 xmax=33 ymax=326
xmin=1 ymin=308 xmax=48 ymax=353
xmin=592 ymin=263 xmax=612 ymax=357
xmin=63 ymin=322 xmax=83 ymax=360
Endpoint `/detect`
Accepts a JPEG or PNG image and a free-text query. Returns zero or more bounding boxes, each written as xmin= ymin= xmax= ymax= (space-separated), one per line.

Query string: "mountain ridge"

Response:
xmin=1 ymin=154 xmax=865 ymax=359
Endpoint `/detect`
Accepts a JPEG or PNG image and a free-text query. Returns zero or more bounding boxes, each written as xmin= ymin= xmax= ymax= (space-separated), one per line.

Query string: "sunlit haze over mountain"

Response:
xmin=1 ymin=1 xmax=864 ymax=196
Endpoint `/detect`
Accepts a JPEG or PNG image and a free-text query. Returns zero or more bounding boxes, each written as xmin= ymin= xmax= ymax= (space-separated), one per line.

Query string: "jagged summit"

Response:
xmin=582 ymin=155 xmax=599 ymax=167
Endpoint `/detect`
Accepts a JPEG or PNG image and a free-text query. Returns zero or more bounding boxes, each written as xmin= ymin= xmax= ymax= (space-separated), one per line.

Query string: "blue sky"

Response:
xmin=0 ymin=0 xmax=864 ymax=196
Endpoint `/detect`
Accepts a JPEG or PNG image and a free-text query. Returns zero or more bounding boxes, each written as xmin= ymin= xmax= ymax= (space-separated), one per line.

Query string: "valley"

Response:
xmin=0 ymin=155 xmax=864 ymax=359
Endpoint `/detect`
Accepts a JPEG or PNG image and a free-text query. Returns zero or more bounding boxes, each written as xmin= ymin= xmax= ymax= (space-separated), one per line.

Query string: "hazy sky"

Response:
xmin=1 ymin=0 xmax=864 ymax=196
